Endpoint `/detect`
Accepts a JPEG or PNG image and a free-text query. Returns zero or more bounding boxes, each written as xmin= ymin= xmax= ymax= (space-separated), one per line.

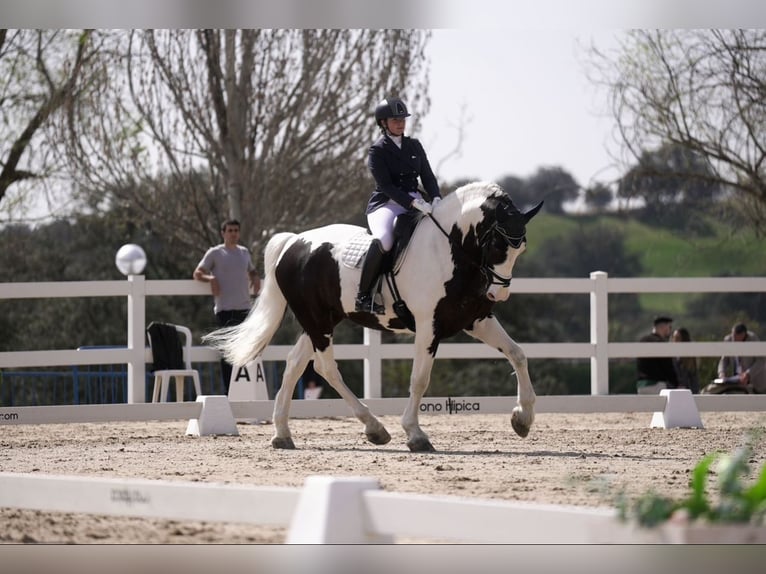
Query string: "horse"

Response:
xmin=204 ymin=181 xmax=543 ymax=452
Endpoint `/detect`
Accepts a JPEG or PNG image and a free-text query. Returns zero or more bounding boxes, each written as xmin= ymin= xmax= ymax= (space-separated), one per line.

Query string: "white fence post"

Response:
xmin=590 ymin=271 xmax=609 ymax=395
xmin=363 ymin=328 xmax=382 ymax=399
xmin=127 ymin=275 xmax=146 ymax=403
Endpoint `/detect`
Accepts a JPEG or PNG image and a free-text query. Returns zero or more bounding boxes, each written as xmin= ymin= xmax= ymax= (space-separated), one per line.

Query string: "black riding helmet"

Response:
xmin=374 ymin=97 xmax=410 ymax=129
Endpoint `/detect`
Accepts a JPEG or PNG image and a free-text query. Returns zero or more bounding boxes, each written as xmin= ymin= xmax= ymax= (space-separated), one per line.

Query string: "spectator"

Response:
xmin=303 ymin=380 xmax=323 ymax=400
xmin=717 ymin=323 xmax=766 ymax=394
xmin=194 ymin=219 xmax=260 ymax=392
xmin=636 ymin=315 xmax=678 ymax=394
xmin=671 ymin=327 xmax=700 ymax=393
xmin=300 ymin=361 xmax=325 ymax=399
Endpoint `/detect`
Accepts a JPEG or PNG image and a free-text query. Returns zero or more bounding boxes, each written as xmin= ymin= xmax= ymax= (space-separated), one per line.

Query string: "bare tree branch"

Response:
xmin=587 ymin=30 xmax=766 ymax=229
xmin=0 ymin=30 xmax=95 ymax=209
xmin=60 ymin=29 xmax=431 ymax=258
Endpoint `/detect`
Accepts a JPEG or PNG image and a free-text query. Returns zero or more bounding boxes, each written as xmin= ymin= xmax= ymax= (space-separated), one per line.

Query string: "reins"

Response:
xmin=425 ymin=212 xmax=515 ymax=289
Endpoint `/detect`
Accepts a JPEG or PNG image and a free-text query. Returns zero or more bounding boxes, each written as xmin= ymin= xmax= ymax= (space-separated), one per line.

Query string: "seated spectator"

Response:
xmin=636 ymin=315 xmax=678 ymax=394
xmin=672 ymin=327 xmax=700 ymax=394
xmin=300 ymin=361 xmax=325 ymax=399
xmin=303 ymin=379 xmax=323 ymax=400
xmin=717 ymin=323 xmax=766 ymax=394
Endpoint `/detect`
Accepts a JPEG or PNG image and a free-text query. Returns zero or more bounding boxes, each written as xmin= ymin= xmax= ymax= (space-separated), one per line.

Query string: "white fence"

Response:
xmin=0 ymin=471 xmax=621 ymax=544
xmin=2 ymin=272 xmax=766 ymax=402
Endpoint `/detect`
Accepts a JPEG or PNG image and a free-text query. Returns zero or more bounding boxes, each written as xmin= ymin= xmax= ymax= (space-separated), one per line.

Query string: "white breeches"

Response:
xmin=367 ymin=193 xmax=419 ymax=252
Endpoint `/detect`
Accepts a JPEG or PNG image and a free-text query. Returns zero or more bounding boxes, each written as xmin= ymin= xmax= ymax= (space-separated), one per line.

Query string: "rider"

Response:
xmin=355 ymin=96 xmax=442 ymax=313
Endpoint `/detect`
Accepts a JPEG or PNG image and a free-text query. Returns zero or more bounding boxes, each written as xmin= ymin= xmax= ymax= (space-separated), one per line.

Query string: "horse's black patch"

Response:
xmin=432 ymin=195 xmax=523 ymax=343
xmin=434 ymin=224 xmax=495 ymax=342
xmin=275 ymin=238 xmax=345 ymax=352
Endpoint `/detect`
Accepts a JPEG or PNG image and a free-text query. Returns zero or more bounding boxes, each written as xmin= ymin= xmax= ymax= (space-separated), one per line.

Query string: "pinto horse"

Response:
xmin=204 ymin=181 xmax=543 ymax=452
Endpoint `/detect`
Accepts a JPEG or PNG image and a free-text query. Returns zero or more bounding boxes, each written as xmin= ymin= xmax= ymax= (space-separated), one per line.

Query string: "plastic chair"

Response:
xmin=147 ymin=323 xmax=202 ymax=402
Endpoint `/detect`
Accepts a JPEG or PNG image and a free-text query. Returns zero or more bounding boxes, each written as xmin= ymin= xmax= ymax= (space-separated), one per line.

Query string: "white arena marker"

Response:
xmin=185 ymin=395 xmax=239 ymax=436
xmin=286 ymin=476 xmax=393 ymax=544
xmin=651 ymin=389 xmax=703 ymax=429
xmin=228 ymin=357 xmax=270 ymax=424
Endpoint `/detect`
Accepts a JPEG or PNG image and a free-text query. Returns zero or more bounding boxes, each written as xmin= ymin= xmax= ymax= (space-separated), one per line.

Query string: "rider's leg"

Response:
xmin=355 ymin=239 xmax=386 ymax=313
xmin=356 ymin=205 xmax=400 ymax=314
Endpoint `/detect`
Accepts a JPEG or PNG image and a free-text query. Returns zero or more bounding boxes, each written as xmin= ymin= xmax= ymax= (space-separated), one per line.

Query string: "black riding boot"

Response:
xmin=355 ymin=239 xmax=385 ymax=314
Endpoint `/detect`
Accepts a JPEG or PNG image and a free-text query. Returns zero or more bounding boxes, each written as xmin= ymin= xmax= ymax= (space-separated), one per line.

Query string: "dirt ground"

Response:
xmin=1 ymin=410 xmax=765 ymax=544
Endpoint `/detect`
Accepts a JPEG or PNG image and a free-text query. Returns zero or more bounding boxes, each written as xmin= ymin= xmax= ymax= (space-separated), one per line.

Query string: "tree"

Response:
xmin=583 ymin=182 xmax=613 ymax=212
xmin=589 ymin=30 xmax=766 ymax=232
xmin=57 ymin=30 xmax=431 ymax=259
xmin=617 ymin=143 xmax=722 ymax=214
xmin=523 ymin=166 xmax=580 ymax=214
xmin=0 ymin=29 xmax=96 ymax=220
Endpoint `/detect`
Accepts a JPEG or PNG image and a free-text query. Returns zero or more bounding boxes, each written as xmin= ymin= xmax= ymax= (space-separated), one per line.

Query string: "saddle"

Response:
xmin=341 ymin=211 xmax=424 ymax=273
xmin=342 ymin=211 xmax=425 ymax=331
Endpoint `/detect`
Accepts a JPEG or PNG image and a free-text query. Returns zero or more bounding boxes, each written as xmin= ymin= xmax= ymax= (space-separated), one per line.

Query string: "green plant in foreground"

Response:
xmin=617 ymin=436 xmax=766 ymax=529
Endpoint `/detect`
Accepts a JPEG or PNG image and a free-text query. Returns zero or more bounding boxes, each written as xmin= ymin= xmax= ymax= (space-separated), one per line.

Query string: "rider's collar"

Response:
xmin=387 ymin=134 xmax=403 ymax=148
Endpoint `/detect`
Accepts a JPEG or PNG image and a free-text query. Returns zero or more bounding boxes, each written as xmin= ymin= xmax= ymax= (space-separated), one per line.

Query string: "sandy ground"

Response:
xmin=1 ymin=410 xmax=765 ymax=544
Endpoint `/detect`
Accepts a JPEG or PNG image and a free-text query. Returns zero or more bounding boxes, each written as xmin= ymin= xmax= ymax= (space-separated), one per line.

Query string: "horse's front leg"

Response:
xmin=466 ymin=316 xmax=536 ymax=438
xmin=401 ymin=330 xmax=437 ymax=452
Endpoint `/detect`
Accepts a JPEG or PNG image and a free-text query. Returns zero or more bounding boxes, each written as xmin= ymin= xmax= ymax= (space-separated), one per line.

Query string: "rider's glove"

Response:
xmin=431 ymin=196 xmax=442 ymax=208
xmin=411 ymin=198 xmax=433 ymax=215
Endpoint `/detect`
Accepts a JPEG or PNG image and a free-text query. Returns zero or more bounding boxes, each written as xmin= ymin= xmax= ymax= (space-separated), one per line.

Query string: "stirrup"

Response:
xmin=355 ymin=293 xmax=384 ymax=314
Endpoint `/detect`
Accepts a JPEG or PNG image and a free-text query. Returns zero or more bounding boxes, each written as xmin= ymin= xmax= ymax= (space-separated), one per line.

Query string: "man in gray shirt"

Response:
xmin=194 ymin=219 xmax=260 ymax=391
xmin=718 ymin=323 xmax=766 ymax=394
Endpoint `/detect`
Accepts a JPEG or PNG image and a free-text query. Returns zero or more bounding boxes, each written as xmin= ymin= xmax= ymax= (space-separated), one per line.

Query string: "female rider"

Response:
xmin=355 ymin=96 xmax=442 ymax=313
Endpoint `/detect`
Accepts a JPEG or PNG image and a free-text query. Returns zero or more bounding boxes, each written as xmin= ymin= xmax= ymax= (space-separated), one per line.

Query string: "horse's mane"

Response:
xmin=438 ymin=181 xmax=513 ymax=233
xmin=450 ymin=181 xmax=507 ymax=209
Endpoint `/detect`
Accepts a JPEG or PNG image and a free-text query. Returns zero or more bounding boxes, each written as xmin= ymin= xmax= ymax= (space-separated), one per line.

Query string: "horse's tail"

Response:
xmin=202 ymin=232 xmax=295 ymax=366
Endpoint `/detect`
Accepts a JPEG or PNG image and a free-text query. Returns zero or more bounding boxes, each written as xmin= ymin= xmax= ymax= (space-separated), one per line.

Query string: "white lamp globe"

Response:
xmin=115 ymin=244 xmax=147 ymax=276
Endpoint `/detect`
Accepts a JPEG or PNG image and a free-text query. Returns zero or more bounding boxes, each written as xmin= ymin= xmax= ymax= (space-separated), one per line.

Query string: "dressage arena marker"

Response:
xmin=0 ymin=472 xmax=619 ymax=544
xmin=185 ymin=395 xmax=239 ymax=437
xmin=650 ymin=389 xmax=704 ymax=429
xmin=228 ymin=357 xmax=269 ymax=424
xmin=285 ymin=476 xmax=393 ymax=544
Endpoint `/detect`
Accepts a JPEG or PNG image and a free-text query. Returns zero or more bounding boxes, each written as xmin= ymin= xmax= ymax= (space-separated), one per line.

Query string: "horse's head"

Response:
xmin=439 ymin=182 xmax=543 ymax=303
xmin=477 ymin=195 xmax=543 ymax=302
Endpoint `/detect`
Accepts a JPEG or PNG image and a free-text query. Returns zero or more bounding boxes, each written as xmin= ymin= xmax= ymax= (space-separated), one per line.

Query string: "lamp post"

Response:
xmin=115 ymin=244 xmax=147 ymax=403
xmin=115 ymin=244 xmax=147 ymax=276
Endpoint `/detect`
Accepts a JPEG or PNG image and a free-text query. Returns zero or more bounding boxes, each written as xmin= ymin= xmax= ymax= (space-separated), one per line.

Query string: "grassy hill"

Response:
xmin=525 ymin=210 xmax=766 ymax=317
xmin=512 ymin=209 xmax=766 ymax=393
xmin=527 ymin=211 xmax=766 ymax=277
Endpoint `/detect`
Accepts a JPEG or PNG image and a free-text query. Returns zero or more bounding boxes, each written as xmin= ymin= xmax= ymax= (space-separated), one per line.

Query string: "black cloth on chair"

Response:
xmin=146 ymin=322 xmax=184 ymax=371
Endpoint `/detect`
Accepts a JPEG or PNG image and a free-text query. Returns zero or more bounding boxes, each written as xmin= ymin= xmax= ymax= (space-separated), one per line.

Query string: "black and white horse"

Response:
xmin=204 ymin=181 xmax=543 ymax=452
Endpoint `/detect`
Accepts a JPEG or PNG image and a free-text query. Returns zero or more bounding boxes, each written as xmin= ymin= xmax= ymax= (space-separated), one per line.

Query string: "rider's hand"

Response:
xmin=411 ymin=198 xmax=432 ymax=214
xmin=431 ymin=196 xmax=442 ymax=208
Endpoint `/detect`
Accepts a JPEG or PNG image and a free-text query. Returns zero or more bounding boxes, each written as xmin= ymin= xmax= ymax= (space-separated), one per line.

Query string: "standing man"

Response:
xmin=636 ymin=315 xmax=678 ymax=394
xmin=718 ymin=323 xmax=766 ymax=393
xmin=194 ymin=219 xmax=260 ymax=392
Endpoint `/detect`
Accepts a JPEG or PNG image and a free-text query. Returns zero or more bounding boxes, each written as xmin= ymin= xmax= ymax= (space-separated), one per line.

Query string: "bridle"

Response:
xmin=425 ymin=212 xmax=525 ymax=290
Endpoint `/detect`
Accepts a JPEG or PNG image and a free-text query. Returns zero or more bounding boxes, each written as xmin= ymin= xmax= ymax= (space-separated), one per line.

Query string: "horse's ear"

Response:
xmin=523 ymin=201 xmax=544 ymax=222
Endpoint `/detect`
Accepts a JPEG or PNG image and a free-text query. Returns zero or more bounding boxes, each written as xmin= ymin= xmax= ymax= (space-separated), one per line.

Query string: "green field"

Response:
xmin=525 ymin=211 xmax=766 ymax=317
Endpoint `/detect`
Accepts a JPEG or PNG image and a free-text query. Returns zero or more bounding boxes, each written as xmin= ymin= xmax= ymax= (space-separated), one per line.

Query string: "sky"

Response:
xmin=417 ymin=28 xmax=624 ymax=191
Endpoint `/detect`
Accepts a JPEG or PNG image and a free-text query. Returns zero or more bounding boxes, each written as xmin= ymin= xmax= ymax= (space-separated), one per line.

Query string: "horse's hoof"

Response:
xmin=366 ymin=427 xmax=392 ymax=445
xmin=407 ymin=437 xmax=435 ymax=452
xmin=271 ymin=436 xmax=296 ymax=449
xmin=511 ymin=413 xmax=531 ymax=438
